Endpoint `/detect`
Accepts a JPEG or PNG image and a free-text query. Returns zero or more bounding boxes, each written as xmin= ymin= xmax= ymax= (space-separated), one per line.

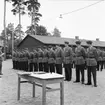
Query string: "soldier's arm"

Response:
xmin=94 ymin=48 xmax=98 ymax=61
xmin=81 ymin=47 xmax=86 ymax=58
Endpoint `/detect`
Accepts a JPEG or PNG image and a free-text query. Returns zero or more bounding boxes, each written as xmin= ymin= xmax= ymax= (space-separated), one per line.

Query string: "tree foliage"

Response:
xmin=24 ymin=0 xmax=42 ymax=25
xmin=52 ymin=27 xmax=61 ymax=37
xmin=25 ymin=25 xmax=48 ymax=36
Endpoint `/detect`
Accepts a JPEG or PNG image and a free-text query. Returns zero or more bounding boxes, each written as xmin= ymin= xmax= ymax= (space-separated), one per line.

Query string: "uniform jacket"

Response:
xmin=38 ymin=50 xmax=43 ymax=63
xmin=86 ymin=46 xmax=98 ymax=66
xmin=42 ymin=49 xmax=49 ymax=63
xmin=48 ymin=49 xmax=55 ymax=64
xmin=63 ymin=46 xmax=73 ymax=64
xmin=33 ymin=50 xmax=38 ymax=63
xmin=55 ymin=47 xmax=63 ymax=64
xmin=75 ymin=46 xmax=86 ymax=65
xmin=0 ymin=51 xmax=2 ymax=63
xmin=97 ymin=49 xmax=102 ymax=61
xmin=102 ymin=51 xmax=105 ymax=61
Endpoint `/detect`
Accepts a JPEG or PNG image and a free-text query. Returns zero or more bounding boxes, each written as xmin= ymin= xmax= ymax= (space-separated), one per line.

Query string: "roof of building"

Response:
xmin=30 ymin=35 xmax=105 ymax=47
xmin=18 ymin=35 xmax=105 ymax=47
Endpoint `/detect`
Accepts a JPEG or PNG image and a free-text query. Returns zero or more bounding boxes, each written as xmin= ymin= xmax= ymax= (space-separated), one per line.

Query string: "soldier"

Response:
xmin=42 ymin=46 xmax=49 ymax=72
xmin=19 ymin=50 xmax=23 ymax=70
xmin=0 ymin=46 xmax=3 ymax=75
xmin=74 ymin=40 xmax=86 ymax=84
xmin=28 ymin=51 xmax=34 ymax=72
xmin=16 ymin=50 xmax=20 ymax=70
xmin=55 ymin=44 xmax=63 ymax=74
xmin=38 ymin=46 xmax=43 ymax=71
xmin=48 ymin=45 xmax=55 ymax=73
xmin=102 ymin=49 xmax=105 ymax=70
xmin=63 ymin=41 xmax=73 ymax=81
xmin=85 ymin=40 xmax=98 ymax=87
xmin=33 ymin=49 xmax=38 ymax=72
xmin=12 ymin=49 xmax=15 ymax=69
xmin=97 ymin=47 xmax=103 ymax=71
xmin=25 ymin=48 xmax=30 ymax=72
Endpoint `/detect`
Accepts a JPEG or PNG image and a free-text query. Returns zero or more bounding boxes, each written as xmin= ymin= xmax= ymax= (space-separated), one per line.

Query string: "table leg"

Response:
xmin=42 ymin=83 xmax=46 ymax=105
xmin=33 ymin=82 xmax=35 ymax=97
xmin=60 ymin=80 xmax=64 ymax=105
xmin=17 ymin=76 xmax=21 ymax=100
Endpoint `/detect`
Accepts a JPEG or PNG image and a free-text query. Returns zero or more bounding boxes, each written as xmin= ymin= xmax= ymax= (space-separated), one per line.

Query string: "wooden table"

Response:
xmin=17 ymin=72 xmax=64 ymax=105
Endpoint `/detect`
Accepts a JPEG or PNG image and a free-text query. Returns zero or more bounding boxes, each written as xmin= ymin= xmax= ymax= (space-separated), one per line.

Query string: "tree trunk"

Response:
xmin=19 ymin=3 xmax=21 ymax=40
xmin=3 ymin=0 xmax=7 ymax=60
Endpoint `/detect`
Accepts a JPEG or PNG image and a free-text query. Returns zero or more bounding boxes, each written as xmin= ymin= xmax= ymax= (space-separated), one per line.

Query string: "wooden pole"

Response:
xmin=3 ymin=0 xmax=7 ymax=60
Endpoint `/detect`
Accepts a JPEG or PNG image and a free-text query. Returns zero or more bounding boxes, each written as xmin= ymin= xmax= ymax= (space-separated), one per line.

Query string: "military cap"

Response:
xmin=75 ymin=40 xmax=81 ymax=45
xmin=48 ymin=45 xmax=52 ymax=48
xmin=64 ymin=41 xmax=69 ymax=44
xmin=43 ymin=46 xmax=47 ymax=49
xmin=86 ymin=40 xmax=92 ymax=44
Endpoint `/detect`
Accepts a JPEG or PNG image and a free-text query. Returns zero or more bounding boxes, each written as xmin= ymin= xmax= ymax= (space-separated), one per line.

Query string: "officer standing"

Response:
xmin=38 ymin=46 xmax=43 ymax=71
xmin=32 ymin=49 xmax=38 ymax=72
xmin=63 ymin=41 xmax=73 ymax=81
xmin=29 ymin=51 xmax=34 ymax=72
xmin=97 ymin=47 xmax=103 ymax=71
xmin=12 ymin=49 xmax=15 ymax=69
xmin=48 ymin=46 xmax=55 ymax=73
xmin=42 ymin=46 xmax=49 ymax=72
xmin=0 ymin=46 xmax=3 ymax=75
xmin=55 ymin=44 xmax=63 ymax=74
xmin=85 ymin=40 xmax=98 ymax=87
xmin=74 ymin=40 xmax=86 ymax=84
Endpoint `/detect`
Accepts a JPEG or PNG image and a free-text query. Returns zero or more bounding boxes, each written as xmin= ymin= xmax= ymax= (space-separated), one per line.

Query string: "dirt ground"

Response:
xmin=1 ymin=59 xmax=105 ymax=105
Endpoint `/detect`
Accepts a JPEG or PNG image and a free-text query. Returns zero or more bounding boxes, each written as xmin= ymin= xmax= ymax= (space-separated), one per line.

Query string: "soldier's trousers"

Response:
xmin=49 ymin=63 xmax=55 ymax=73
xmin=87 ymin=66 xmax=97 ymax=85
xmin=29 ymin=63 xmax=34 ymax=72
xmin=97 ymin=61 xmax=102 ymax=71
xmin=0 ymin=62 xmax=2 ymax=74
xmin=64 ymin=64 xmax=72 ymax=81
xmin=13 ymin=60 xmax=14 ymax=69
xmin=43 ymin=62 xmax=49 ymax=72
xmin=33 ymin=62 xmax=38 ymax=72
xmin=24 ymin=61 xmax=28 ymax=72
xmin=75 ymin=64 xmax=85 ymax=82
xmin=55 ymin=64 xmax=62 ymax=74
xmin=39 ymin=63 xmax=43 ymax=71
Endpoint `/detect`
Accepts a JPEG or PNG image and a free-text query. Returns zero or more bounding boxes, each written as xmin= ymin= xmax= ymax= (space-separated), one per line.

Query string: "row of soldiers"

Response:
xmin=12 ymin=40 xmax=105 ymax=87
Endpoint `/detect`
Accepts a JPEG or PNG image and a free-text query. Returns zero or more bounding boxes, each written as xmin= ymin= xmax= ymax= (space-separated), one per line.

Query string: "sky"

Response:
xmin=0 ymin=0 xmax=105 ymax=41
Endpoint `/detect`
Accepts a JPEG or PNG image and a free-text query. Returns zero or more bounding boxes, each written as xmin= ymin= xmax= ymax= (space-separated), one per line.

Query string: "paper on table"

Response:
xmin=30 ymin=72 xmax=64 ymax=79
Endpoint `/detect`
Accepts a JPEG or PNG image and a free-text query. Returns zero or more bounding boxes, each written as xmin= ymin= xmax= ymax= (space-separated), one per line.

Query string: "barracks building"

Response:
xmin=17 ymin=35 xmax=105 ymax=50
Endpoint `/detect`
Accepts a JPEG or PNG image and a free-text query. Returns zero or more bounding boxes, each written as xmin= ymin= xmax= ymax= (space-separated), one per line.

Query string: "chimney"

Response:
xmin=96 ymin=38 xmax=99 ymax=41
xmin=75 ymin=36 xmax=79 ymax=40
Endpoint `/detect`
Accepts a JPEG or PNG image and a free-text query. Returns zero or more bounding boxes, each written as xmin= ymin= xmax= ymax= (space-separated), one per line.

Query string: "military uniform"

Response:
xmin=28 ymin=51 xmax=34 ymax=72
xmin=0 ymin=50 xmax=3 ymax=75
xmin=55 ymin=45 xmax=63 ymax=74
xmin=12 ymin=50 xmax=15 ymax=69
xmin=48 ymin=47 xmax=55 ymax=73
xmin=32 ymin=50 xmax=38 ymax=72
xmin=63 ymin=44 xmax=73 ymax=81
xmin=97 ymin=48 xmax=103 ymax=71
xmin=38 ymin=48 xmax=43 ymax=71
xmin=86 ymin=41 xmax=98 ymax=87
xmin=74 ymin=44 xmax=86 ymax=84
xmin=102 ymin=50 xmax=105 ymax=70
xmin=42 ymin=47 xmax=49 ymax=72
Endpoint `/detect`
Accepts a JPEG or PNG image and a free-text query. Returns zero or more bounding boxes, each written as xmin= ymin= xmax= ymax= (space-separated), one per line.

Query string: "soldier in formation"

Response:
xmin=63 ymin=41 xmax=73 ymax=81
xmin=74 ymin=40 xmax=86 ymax=84
xmin=85 ymin=40 xmax=98 ymax=87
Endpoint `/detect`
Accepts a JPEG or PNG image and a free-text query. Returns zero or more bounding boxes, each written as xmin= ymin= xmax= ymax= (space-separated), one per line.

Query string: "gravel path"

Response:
xmin=0 ymin=59 xmax=105 ymax=105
